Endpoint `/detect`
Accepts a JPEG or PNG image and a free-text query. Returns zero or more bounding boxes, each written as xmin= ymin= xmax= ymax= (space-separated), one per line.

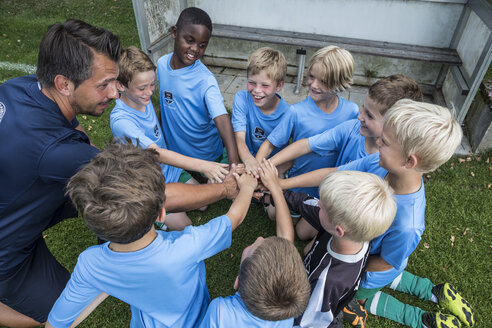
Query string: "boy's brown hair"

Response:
xmin=307 ymin=45 xmax=354 ymax=92
xmin=238 ymin=236 xmax=311 ymax=321
xmin=66 ymin=141 xmax=165 ymax=244
xmin=247 ymin=47 xmax=287 ymax=85
xmin=368 ymin=74 xmax=423 ymax=115
xmin=117 ymin=46 xmax=156 ymax=87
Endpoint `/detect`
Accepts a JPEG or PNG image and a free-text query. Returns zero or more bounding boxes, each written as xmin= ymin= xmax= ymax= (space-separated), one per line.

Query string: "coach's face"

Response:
xmin=70 ymin=52 xmax=119 ymax=117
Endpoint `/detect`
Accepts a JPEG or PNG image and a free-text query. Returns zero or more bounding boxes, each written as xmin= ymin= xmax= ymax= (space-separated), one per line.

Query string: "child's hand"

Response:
xmin=259 ymin=158 xmax=280 ymax=192
xmin=201 ymin=161 xmax=229 ymax=183
xmin=233 ymin=171 xmax=258 ymax=192
xmin=223 ymin=164 xmax=239 ymax=199
xmin=244 ymin=158 xmax=260 ymax=179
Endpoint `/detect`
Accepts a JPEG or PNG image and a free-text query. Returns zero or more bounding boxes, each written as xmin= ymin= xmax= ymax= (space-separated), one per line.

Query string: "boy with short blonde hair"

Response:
xmin=46 ymin=142 xmax=258 ymax=328
xmin=232 ymin=47 xmax=291 ymax=177
xmin=256 ymin=45 xmax=359 ymax=197
xmin=283 ymin=170 xmax=396 ymax=327
xmin=111 ymin=46 xmax=229 ymax=230
xmin=337 ymin=100 xmax=473 ymax=328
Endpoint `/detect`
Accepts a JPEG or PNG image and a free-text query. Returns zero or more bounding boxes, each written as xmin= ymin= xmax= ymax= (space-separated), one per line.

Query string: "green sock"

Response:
xmin=365 ymin=291 xmax=426 ymax=328
xmin=389 ymin=270 xmax=435 ymax=301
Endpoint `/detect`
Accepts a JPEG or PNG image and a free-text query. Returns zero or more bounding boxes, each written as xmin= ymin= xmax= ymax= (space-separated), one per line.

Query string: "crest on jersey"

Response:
xmin=253 ymin=126 xmax=266 ymax=140
xmin=0 ymin=102 xmax=5 ymax=124
xmin=164 ymin=91 xmax=173 ymax=104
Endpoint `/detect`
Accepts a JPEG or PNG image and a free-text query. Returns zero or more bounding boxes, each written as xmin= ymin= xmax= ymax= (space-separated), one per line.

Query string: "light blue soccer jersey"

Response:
xmin=157 ymin=53 xmax=228 ymax=161
xmin=268 ymin=96 xmax=359 ymax=196
xmin=110 ymin=99 xmax=182 ymax=183
xmin=48 ymin=215 xmax=232 ymax=328
xmin=309 ymin=119 xmax=368 ymax=167
xmin=199 ymin=292 xmax=294 ymax=328
xmin=232 ymin=90 xmax=292 ymax=156
xmin=338 ymin=153 xmax=426 ymax=288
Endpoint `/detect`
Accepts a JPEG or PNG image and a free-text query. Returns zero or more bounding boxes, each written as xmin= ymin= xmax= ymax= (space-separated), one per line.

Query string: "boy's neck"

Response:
xmin=315 ymin=93 xmax=338 ymax=114
xmin=120 ymin=93 xmax=146 ymax=112
xmin=386 ymin=171 xmax=423 ymax=195
xmin=364 ymin=137 xmax=379 ymax=154
xmin=169 ymin=53 xmax=192 ymax=70
xmin=109 ymin=227 xmax=158 ymax=252
xmin=330 ymin=235 xmax=363 ymax=255
xmin=259 ymin=95 xmax=281 ymax=115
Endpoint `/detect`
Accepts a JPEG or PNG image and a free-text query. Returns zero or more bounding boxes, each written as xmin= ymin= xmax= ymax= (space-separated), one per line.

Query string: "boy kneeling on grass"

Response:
xmin=46 ymin=142 xmax=257 ymax=328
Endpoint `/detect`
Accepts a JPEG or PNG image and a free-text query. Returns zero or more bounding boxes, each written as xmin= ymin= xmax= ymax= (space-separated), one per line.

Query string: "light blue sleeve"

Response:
xmin=47 ymin=257 xmax=101 ymax=327
xmin=379 ymin=227 xmax=422 ymax=270
xmin=198 ymin=298 xmax=221 ymax=328
xmin=267 ymin=108 xmax=295 ymax=148
xmin=231 ymin=91 xmax=248 ymax=132
xmin=111 ymin=117 xmax=153 ymax=149
xmin=185 ymin=215 xmax=232 ymax=262
xmin=308 ymin=123 xmax=346 ymax=156
xmin=338 ymin=153 xmax=387 ymax=178
xmin=338 ymin=154 xmax=369 ymax=172
xmin=204 ymin=75 xmax=227 ymax=120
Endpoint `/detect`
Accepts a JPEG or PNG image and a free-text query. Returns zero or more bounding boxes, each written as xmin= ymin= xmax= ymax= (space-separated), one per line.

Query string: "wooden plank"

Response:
xmin=212 ymin=24 xmax=462 ymax=65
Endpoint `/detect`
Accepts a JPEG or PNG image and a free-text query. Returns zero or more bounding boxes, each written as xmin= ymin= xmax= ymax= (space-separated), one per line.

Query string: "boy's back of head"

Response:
xmin=308 ymin=45 xmax=354 ymax=93
xmin=319 ymin=170 xmax=397 ymax=242
xmin=176 ymin=6 xmax=212 ymax=32
xmin=384 ymin=99 xmax=463 ymax=173
xmin=118 ymin=46 xmax=156 ymax=87
xmin=368 ymin=74 xmax=423 ymax=115
xmin=66 ymin=142 xmax=166 ymax=244
xmin=247 ymin=47 xmax=287 ymax=85
xmin=238 ymin=236 xmax=311 ymax=321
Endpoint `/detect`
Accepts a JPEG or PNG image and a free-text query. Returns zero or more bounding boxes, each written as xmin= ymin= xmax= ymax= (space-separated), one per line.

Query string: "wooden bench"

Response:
xmin=211 ymin=24 xmax=468 ymax=94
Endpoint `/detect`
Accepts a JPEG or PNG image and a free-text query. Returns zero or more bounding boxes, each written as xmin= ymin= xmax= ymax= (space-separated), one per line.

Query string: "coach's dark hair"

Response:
xmin=176 ymin=7 xmax=212 ymax=33
xmin=66 ymin=141 xmax=165 ymax=244
xmin=36 ymin=19 xmax=121 ymax=89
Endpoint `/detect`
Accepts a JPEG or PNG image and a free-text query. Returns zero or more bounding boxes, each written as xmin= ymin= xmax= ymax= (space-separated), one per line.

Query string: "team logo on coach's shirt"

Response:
xmin=164 ymin=91 xmax=173 ymax=105
xmin=0 ymin=102 xmax=5 ymax=124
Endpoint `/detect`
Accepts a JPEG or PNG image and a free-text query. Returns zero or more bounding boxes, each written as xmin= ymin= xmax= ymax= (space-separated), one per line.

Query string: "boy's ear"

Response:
xmin=233 ymin=276 xmax=239 ymax=290
xmin=170 ymin=26 xmax=177 ymax=39
xmin=334 ymin=225 xmax=345 ymax=238
xmin=276 ymin=81 xmax=285 ymax=92
xmin=156 ymin=206 xmax=167 ymax=223
xmin=116 ymin=81 xmax=125 ymax=92
xmin=53 ymin=75 xmax=74 ymax=96
xmin=405 ymin=154 xmax=419 ymax=169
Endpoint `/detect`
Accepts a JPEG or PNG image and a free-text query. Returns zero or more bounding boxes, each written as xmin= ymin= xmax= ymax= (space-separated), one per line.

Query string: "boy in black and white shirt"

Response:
xmin=276 ymin=171 xmax=397 ymax=328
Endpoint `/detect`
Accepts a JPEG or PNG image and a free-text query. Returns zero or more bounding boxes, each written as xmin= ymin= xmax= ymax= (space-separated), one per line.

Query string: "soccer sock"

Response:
xmin=389 ymin=270 xmax=436 ymax=302
xmin=365 ymin=291 xmax=426 ymax=328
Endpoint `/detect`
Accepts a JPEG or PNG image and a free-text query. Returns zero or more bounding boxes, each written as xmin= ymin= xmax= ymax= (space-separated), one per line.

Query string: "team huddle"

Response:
xmin=0 ymin=6 xmax=476 ymax=328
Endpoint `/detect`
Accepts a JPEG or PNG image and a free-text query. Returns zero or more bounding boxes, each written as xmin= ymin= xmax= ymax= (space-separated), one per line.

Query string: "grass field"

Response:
xmin=1 ymin=1 xmax=491 ymax=327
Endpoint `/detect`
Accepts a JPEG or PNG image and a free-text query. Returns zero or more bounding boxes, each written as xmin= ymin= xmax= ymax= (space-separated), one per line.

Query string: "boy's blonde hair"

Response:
xmin=319 ymin=171 xmax=396 ymax=242
xmin=117 ymin=46 xmax=156 ymax=87
xmin=247 ymin=47 xmax=287 ymax=85
xmin=238 ymin=236 xmax=311 ymax=321
xmin=307 ymin=45 xmax=354 ymax=92
xmin=384 ymin=99 xmax=463 ymax=173
xmin=368 ymin=74 xmax=423 ymax=115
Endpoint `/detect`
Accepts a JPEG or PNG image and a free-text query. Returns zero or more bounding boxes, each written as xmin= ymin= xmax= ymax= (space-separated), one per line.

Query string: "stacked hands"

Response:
xmin=230 ymin=159 xmax=281 ymax=199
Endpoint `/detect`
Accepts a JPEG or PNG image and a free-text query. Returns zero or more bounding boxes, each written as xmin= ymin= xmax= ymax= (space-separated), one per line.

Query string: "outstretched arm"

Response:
xmin=148 ymin=144 xmax=228 ymax=183
xmin=165 ymin=167 xmax=238 ymax=212
xmin=226 ymin=173 xmax=258 ymax=230
xmin=259 ymin=159 xmax=294 ymax=242
xmin=365 ymin=255 xmax=393 ymax=272
xmin=255 ymin=139 xmax=275 ymax=162
xmin=235 ymin=131 xmax=260 ymax=178
xmin=215 ymin=114 xmax=239 ymax=164
xmin=270 ymin=138 xmax=311 ymax=167
xmin=279 ymin=167 xmax=338 ymax=190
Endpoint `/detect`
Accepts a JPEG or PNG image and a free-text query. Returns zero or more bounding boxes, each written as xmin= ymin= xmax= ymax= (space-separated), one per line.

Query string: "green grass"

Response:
xmin=1 ymin=1 xmax=491 ymax=327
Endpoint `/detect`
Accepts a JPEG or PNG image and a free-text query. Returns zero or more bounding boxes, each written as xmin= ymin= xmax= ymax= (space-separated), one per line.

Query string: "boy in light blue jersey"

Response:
xmin=281 ymin=100 xmax=474 ymax=328
xmin=256 ymin=46 xmax=359 ymax=197
xmin=157 ymin=7 xmax=239 ymax=169
xmin=111 ymin=47 xmax=228 ymax=230
xmin=199 ymin=159 xmax=310 ymax=328
xmin=270 ymin=75 xmax=422 ymax=168
xmin=46 ymin=143 xmax=258 ymax=328
xmin=232 ymin=47 xmax=292 ymax=178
